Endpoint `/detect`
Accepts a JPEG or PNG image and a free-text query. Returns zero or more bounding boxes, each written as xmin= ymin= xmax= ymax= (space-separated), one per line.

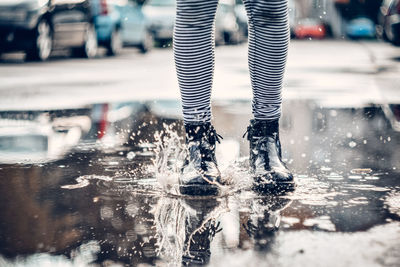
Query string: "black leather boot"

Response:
xmin=179 ymin=123 xmax=223 ymax=196
xmin=245 ymin=119 xmax=295 ymax=193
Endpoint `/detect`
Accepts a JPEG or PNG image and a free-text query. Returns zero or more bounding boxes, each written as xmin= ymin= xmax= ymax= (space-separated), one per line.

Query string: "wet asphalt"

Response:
xmin=0 ymin=40 xmax=400 ymax=266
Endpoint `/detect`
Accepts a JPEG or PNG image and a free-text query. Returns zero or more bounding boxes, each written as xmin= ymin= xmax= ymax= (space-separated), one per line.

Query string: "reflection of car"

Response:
xmin=0 ymin=0 xmax=97 ymax=61
xmin=215 ymin=0 xmax=240 ymax=45
xmin=0 ymin=102 xmax=147 ymax=163
xmin=143 ymin=0 xmax=175 ymax=45
xmin=294 ymin=18 xmax=326 ymax=39
xmin=83 ymin=102 xmax=146 ymax=148
xmin=346 ymin=17 xmax=376 ymax=39
xmin=0 ymin=118 xmax=84 ymax=164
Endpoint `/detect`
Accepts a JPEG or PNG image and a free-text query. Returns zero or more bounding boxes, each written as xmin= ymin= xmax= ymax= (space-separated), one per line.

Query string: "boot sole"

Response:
xmin=179 ymin=184 xmax=220 ymax=196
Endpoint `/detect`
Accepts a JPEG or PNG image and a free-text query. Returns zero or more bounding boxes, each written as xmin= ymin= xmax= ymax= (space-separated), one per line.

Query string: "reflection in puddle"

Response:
xmin=384 ymin=191 xmax=400 ymax=217
xmin=303 ymin=216 xmax=336 ymax=231
xmin=0 ymin=100 xmax=399 ymax=266
xmin=61 ymin=175 xmax=113 ymax=190
xmin=153 ymin=198 xmax=226 ymax=265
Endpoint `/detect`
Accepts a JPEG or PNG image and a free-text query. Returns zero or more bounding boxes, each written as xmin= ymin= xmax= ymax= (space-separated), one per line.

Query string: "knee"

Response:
xmin=175 ymin=1 xmax=217 ymax=29
xmin=250 ymin=0 xmax=288 ymax=23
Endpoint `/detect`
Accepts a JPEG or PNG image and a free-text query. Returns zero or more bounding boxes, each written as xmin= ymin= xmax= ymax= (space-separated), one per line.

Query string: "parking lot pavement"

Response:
xmin=0 ymin=40 xmax=399 ymax=110
xmin=214 ymin=40 xmax=400 ymax=106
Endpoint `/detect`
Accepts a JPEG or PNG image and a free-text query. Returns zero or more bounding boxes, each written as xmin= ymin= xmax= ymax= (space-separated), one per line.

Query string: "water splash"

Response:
xmin=151 ymin=123 xmax=245 ymax=196
xmin=152 ymin=123 xmax=186 ymax=195
xmin=60 ymin=123 xmax=248 ymax=196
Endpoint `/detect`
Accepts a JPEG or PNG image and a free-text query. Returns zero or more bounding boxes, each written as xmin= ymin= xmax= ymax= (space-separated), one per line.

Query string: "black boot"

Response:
xmin=179 ymin=123 xmax=223 ymax=196
xmin=245 ymin=119 xmax=295 ymax=193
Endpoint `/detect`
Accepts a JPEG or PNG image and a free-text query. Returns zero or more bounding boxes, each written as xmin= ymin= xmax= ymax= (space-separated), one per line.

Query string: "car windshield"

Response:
xmin=147 ymin=0 xmax=175 ymax=7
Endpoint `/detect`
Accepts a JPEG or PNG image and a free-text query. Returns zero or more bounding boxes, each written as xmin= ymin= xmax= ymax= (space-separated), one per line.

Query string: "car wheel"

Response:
xmin=26 ymin=20 xmax=52 ymax=61
xmin=74 ymin=25 xmax=98 ymax=58
xmin=139 ymin=30 xmax=154 ymax=54
xmin=392 ymin=36 xmax=400 ymax=46
xmin=215 ymin=31 xmax=224 ymax=46
xmin=106 ymin=28 xmax=122 ymax=56
xmin=225 ymin=30 xmax=240 ymax=45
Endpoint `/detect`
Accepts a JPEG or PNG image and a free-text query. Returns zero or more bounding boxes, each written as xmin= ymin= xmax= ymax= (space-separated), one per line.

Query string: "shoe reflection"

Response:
xmin=181 ymin=199 xmax=222 ymax=266
xmin=153 ymin=197 xmax=225 ymax=266
xmin=153 ymin=194 xmax=291 ymax=266
xmin=241 ymin=196 xmax=291 ymax=251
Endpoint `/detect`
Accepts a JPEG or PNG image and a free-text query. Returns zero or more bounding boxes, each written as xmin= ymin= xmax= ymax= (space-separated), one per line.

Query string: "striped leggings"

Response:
xmin=174 ymin=0 xmax=290 ymax=124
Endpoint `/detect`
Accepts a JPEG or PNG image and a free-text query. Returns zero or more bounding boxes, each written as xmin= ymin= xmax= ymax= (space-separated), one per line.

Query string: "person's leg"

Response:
xmin=174 ymin=0 xmax=219 ymax=124
xmin=174 ymin=0 xmax=223 ymax=196
xmin=243 ymin=0 xmax=294 ymax=192
xmin=243 ymin=0 xmax=290 ymax=120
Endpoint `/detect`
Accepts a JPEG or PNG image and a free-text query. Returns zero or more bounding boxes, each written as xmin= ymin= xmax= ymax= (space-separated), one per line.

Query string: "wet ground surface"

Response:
xmin=0 ymin=99 xmax=400 ymax=267
xmin=1 ymin=40 xmax=400 ymax=266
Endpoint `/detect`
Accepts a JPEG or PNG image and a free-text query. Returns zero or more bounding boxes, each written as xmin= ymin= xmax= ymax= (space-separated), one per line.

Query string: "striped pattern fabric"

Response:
xmin=174 ymin=0 xmax=290 ymax=124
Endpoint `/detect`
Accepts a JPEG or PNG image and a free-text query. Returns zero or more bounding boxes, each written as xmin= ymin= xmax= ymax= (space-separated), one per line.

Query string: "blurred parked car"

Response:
xmin=215 ymin=0 xmax=241 ymax=45
xmin=143 ymin=0 xmax=175 ymax=45
xmin=0 ymin=0 xmax=97 ymax=61
xmin=294 ymin=18 xmax=326 ymax=39
xmin=346 ymin=17 xmax=376 ymax=39
xmin=91 ymin=0 xmax=123 ymax=56
xmin=118 ymin=0 xmax=153 ymax=53
xmin=288 ymin=0 xmax=298 ymax=38
xmin=91 ymin=0 xmax=153 ymax=55
xmin=234 ymin=1 xmax=248 ymax=39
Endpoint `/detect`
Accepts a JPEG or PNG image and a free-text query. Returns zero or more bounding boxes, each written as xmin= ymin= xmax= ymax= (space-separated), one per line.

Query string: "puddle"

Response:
xmin=0 ymin=100 xmax=399 ymax=266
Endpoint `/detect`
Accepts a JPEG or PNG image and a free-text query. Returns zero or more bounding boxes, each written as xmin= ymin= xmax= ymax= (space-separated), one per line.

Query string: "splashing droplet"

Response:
xmin=349 ymin=141 xmax=357 ymax=148
xmin=350 ymin=168 xmax=372 ymax=175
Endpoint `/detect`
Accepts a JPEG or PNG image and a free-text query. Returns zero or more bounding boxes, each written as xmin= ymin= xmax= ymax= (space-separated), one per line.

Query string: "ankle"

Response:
xmin=249 ymin=119 xmax=279 ymax=137
xmin=184 ymin=122 xmax=219 ymax=143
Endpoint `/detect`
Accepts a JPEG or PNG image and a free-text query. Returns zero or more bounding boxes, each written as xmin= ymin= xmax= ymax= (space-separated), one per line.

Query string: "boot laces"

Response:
xmin=243 ymin=125 xmax=280 ymax=167
xmin=186 ymin=126 xmax=223 ymax=166
xmin=199 ymin=128 xmax=222 ymax=163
